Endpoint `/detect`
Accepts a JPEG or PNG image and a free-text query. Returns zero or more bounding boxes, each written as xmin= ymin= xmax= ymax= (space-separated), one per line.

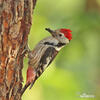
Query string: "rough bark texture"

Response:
xmin=0 ymin=0 xmax=37 ymax=100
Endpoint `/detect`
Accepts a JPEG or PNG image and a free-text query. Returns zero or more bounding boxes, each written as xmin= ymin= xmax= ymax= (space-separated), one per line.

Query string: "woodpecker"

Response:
xmin=22 ymin=28 xmax=72 ymax=93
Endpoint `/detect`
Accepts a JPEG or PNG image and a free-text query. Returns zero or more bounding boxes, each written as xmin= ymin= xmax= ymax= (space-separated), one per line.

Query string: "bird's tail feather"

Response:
xmin=29 ymin=81 xmax=35 ymax=89
xmin=21 ymin=83 xmax=31 ymax=95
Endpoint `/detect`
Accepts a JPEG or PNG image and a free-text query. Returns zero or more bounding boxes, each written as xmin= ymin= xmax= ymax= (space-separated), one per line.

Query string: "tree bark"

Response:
xmin=0 ymin=0 xmax=37 ymax=100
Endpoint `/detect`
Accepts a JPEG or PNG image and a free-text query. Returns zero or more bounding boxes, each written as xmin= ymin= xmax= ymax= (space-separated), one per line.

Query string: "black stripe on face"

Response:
xmin=56 ymin=43 xmax=66 ymax=47
xmin=44 ymin=42 xmax=66 ymax=47
xmin=44 ymin=42 xmax=54 ymax=46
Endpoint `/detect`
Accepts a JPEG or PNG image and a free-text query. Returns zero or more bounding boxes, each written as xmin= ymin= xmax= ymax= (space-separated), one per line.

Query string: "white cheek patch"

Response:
xmin=66 ymin=39 xmax=69 ymax=44
xmin=55 ymin=46 xmax=64 ymax=51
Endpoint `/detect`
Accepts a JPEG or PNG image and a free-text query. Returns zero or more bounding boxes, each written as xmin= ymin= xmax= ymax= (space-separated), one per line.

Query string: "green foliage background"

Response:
xmin=22 ymin=0 xmax=100 ymax=100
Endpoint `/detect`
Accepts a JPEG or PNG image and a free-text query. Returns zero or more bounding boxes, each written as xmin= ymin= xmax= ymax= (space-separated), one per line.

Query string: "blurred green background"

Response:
xmin=22 ymin=0 xmax=100 ymax=100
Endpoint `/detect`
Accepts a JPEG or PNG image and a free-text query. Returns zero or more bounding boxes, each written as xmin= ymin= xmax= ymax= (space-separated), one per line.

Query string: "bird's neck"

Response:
xmin=44 ymin=41 xmax=66 ymax=51
xmin=54 ymin=42 xmax=65 ymax=51
xmin=44 ymin=42 xmax=65 ymax=46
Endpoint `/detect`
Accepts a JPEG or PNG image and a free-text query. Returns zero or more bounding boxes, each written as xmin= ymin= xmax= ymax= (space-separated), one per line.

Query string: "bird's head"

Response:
xmin=45 ymin=28 xmax=72 ymax=44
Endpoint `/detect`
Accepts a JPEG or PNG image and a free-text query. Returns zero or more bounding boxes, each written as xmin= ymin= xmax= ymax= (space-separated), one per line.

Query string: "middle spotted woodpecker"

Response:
xmin=21 ymin=28 xmax=72 ymax=94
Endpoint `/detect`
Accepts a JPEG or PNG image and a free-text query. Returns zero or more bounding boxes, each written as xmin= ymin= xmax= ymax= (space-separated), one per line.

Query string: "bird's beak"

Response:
xmin=45 ymin=28 xmax=55 ymax=37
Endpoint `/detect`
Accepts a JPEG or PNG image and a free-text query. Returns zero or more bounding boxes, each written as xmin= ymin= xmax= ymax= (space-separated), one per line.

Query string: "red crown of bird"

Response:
xmin=60 ymin=28 xmax=72 ymax=40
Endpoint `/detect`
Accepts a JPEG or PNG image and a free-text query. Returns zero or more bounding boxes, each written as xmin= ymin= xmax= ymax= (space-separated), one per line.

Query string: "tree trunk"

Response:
xmin=0 ymin=0 xmax=37 ymax=100
xmin=86 ymin=0 xmax=100 ymax=11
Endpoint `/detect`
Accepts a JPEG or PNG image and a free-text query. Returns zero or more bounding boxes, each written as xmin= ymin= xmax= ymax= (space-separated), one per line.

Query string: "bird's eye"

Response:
xmin=59 ymin=34 xmax=62 ymax=37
